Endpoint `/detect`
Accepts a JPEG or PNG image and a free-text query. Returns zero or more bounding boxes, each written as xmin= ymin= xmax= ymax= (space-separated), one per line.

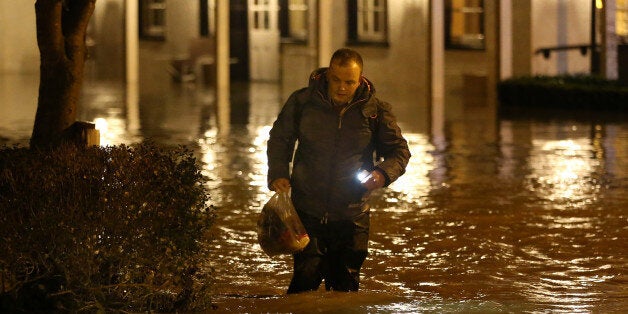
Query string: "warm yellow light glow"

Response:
xmin=94 ymin=117 xmax=108 ymax=133
xmin=92 ymin=114 xmax=141 ymax=146
xmin=198 ymin=125 xmax=270 ymax=198
xmin=250 ymin=125 xmax=272 ymax=188
xmin=596 ymin=0 xmax=603 ymax=9
xmin=387 ymin=133 xmax=435 ymax=208
xmin=617 ymin=0 xmax=628 ymax=37
xmin=93 ymin=118 xmax=108 ymax=146
xmin=528 ymin=138 xmax=599 ymax=203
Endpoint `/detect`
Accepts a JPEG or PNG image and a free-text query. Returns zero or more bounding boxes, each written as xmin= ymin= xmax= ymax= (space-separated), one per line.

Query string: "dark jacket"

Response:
xmin=267 ymin=68 xmax=411 ymax=221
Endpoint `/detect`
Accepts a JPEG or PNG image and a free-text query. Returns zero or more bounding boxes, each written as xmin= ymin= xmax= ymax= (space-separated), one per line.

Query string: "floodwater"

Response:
xmin=1 ymin=75 xmax=627 ymax=313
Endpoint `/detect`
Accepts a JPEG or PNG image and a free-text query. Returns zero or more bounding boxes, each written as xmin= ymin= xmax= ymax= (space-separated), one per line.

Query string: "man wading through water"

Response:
xmin=267 ymin=48 xmax=411 ymax=293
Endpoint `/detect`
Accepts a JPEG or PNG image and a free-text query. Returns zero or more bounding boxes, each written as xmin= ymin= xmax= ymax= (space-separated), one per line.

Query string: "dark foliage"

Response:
xmin=0 ymin=143 xmax=214 ymax=312
xmin=497 ymin=75 xmax=628 ymax=111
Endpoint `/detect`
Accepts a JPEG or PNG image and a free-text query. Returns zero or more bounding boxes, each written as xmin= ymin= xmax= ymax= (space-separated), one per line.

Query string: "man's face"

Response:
xmin=327 ymin=61 xmax=361 ymax=105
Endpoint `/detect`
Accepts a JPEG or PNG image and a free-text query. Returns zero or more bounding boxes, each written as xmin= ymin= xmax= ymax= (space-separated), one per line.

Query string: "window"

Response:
xmin=348 ymin=0 xmax=389 ymax=45
xmin=445 ymin=0 xmax=485 ymax=50
xmin=139 ymin=0 xmax=166 ymax=40
xmin=280 ymin=0 xmax=309 ymax=42
xmin=618 ymin=0 xmax=628 ymax=43
xmin=251 ymin=0 xmax=271 ymax=30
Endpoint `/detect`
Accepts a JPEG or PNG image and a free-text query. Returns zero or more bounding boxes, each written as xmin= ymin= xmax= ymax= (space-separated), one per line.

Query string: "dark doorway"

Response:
xmin=230 ymin=0 xmax=249 ymax=81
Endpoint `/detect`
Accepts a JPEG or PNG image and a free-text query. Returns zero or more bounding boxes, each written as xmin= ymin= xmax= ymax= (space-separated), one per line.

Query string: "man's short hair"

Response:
xmin=330 ymin=48 xmax=363 ymax=73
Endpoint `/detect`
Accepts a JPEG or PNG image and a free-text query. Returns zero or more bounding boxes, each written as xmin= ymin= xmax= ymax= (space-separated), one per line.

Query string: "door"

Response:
xmin=231 ymin=0 xmax=250 ymax=81
xmin=248 ymin=0 xmax=280 ymax=81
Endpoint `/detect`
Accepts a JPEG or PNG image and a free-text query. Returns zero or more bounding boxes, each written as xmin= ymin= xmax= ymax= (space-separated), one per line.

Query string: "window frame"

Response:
xmin=139 ymin=0 xmax=167 ymax=41
xmin=445 ymin=0 xmax=486 ymax=50
xmin=347 ymin=0 xmax=389 ymax=47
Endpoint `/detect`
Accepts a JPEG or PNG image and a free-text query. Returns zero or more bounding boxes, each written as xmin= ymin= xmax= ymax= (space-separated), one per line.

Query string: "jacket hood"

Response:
xmin=306 ymin=67 xmax=376 ymax=101
xmin=302 ymin=68 xmax=379 ymax=118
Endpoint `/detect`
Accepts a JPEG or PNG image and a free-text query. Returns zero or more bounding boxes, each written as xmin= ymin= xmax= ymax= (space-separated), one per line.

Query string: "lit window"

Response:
xmin=445 ymin=0 xmax=485 ymax=50
xmin=348 ymin=0 xmax=389 ymax=45
xmin=618 ymin=0 xmax=628 ymax=42
xmin=140 ymin=0 xmax=166 ymax=40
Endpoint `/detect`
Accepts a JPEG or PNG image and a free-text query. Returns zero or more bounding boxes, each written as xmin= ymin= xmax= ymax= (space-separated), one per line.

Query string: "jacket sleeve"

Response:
xmin=266 ymin=90 xmax=302 ymax=190
xmin=373 ymin=101 xmax=411 ymax=186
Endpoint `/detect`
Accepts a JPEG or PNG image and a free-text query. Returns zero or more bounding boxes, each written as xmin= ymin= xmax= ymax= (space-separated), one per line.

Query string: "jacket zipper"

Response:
xmin=315 ymin=90 xmax=368 ymax=222
xmin=316 ymin=89 xmax=368 ymax=129
xmin=337 ymin=98 xmax=366 ymax=129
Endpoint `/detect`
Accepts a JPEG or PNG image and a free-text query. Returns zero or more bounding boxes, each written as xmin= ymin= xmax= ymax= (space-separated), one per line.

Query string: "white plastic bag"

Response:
xmin=257 ymin=192 xmax=310 ymax=256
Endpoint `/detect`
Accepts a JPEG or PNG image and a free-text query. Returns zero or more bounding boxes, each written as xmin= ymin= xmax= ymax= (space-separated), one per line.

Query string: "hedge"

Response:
xmin=497 ymin=75 xmax=628 ymax=111
xmin=0 ymin=143 xmax=215 ymax=312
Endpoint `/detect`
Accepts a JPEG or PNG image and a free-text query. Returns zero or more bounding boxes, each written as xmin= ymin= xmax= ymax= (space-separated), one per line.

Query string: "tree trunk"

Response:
xmin=30 ymin=0 xmax=96 ymax=149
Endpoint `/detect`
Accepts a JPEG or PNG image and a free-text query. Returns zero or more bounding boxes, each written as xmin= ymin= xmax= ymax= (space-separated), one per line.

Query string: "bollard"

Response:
xmin=64 ymin=121 xmax=100 ymax=147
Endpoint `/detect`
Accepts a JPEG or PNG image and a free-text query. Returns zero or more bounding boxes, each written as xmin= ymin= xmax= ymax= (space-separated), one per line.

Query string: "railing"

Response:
xmin=534 ymin=44 xmax=600 ymax=74
xmin=534 ymin=44 xmax=599 ymax=59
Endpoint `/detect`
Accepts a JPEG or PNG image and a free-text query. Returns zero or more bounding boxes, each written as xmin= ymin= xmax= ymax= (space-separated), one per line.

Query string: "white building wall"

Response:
xmin=565 ymin=1 xmax=594 ymax=73
xmin=0 ymin=1 xmax=38 ymax=74
xmin=532 ymin=0 xmax=592 ymax=75
xmin=362 ymin=0 xmax=430 ymax=114
xmin=167 ymin=0 xmax=200 ymax=58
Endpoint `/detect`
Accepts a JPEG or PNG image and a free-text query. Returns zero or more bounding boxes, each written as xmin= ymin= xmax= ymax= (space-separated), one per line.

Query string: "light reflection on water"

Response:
xmin=195 ymin=115 xmax=626 ymax=312
xmin=1 ymin=79 xmax=627 ymax=312
xmin=382 ymin=133 xmax=436 ymax=211
xmin=528 ymin=137 xmax=600 ymax=203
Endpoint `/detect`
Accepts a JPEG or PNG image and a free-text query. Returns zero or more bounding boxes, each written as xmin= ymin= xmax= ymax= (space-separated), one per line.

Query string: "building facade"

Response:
xmin=1 ymin=0 xmax=626 ymax=125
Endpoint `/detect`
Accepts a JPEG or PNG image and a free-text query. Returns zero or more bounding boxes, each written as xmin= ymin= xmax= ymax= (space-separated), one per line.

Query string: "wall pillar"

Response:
xmin=125 ymin=0 xmax=140 ymax=132
xmin=430 ymin=0 xmax=445 ymax=148
xmin=216 ymin=0 xmax=230 ymax=133
xmin=602 ymin=0 xmax=618 ymax=79
xmin=317 ymin=0 xmax=333 ymax=67
xmin=511 ymin=0 xmax=531 ymax=76
xmin=500 ymin=0 xmax=513 ymax=79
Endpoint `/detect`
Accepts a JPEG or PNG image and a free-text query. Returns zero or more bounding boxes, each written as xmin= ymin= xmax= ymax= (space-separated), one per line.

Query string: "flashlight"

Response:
xmin=356 ymin=170 xmax=372 ymax=183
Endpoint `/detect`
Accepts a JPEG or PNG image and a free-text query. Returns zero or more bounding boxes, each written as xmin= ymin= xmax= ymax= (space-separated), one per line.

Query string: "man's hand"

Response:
xmin=361 ymin=169 xmax=385 ymax=191
xmin=270 ymin=178 xmax=291 ymax=193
